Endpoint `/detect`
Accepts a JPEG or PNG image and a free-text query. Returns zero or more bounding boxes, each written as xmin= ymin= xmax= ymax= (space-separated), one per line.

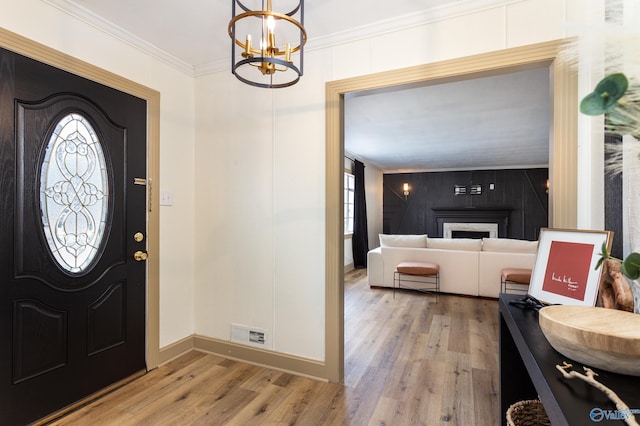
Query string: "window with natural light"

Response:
xmin=344 ymin=172 xmax=355 ymax=235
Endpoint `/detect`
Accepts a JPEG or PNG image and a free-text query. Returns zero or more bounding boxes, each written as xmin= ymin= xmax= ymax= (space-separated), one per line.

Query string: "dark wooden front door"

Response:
xmin=0 ymin=47 xmax=147 ymax=425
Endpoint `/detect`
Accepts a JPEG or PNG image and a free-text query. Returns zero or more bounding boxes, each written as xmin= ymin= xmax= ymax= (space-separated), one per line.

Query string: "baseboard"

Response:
xmin=193 ymin=335 xmax=328 ymax=381
xmin=158 ymin=334 xmax=329 ymax=381
xmin=158 ymin=335 xmax=195 ymax=365
xmin=344 ymin=262 xmax=354 ymax=272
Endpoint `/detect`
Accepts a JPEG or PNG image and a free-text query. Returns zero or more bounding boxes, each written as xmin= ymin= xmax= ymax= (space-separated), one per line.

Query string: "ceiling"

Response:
xmin=45 ymin=0 xmax=550 ymax=172
xmin=345 ymin=68 xmax=550 ymax=173
xmin=50 ymin=0 xmax=473 ymax=71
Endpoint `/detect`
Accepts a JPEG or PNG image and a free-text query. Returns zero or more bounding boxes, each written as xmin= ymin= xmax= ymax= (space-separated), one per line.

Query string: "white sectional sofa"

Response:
xmin=367 ymin=234 xmax=538 ymax=298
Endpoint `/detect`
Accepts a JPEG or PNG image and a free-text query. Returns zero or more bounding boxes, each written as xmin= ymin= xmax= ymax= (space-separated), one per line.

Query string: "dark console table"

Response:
xmin=499 ymin=293 xmax=640 ymax=425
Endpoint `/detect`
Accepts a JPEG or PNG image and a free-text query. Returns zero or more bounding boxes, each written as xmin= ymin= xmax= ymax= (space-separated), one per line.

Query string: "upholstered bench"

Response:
xmin=393 ymin=261 xmax=440 ymax=300
xmin=501 ymin=268 xmax=531 ymax=294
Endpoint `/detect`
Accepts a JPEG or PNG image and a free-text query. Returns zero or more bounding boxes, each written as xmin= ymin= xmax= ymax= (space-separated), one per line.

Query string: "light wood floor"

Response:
xmin=49 ymin=270 xmax=500 ymax=425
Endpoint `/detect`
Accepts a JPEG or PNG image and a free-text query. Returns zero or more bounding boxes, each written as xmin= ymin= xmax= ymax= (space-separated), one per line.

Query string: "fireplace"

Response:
xmin=443 ymin=222 xmax=498 ymax=239
xmin=432 ymin=208 xmax=510 ymax=238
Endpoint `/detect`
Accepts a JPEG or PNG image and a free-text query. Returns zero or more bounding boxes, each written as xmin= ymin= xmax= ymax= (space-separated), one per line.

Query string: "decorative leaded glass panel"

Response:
xmin=40 ymin=113 xmax=109 ymax=274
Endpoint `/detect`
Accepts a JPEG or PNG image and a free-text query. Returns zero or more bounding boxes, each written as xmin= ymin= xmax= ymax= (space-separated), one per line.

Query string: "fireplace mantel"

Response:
xmin=432 ymin=208 xmax=510 ymax=238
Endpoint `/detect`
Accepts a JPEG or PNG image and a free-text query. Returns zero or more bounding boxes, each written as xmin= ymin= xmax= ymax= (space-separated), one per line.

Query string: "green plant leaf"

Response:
xmin=595 ymin=241 xmax=610 ymax=270
xmin=621 ymin=252 xmax=640 ymax=280
xmin=580 ymin=73 xmax=629 ymax=115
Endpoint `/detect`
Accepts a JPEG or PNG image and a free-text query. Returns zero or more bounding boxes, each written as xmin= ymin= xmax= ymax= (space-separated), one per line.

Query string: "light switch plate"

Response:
xmin=160 ymin=190 xmax=174 ymax=206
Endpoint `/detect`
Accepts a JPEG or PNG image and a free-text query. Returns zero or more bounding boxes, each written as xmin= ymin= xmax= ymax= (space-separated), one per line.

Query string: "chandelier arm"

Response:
xmin=248 ymin=62 xmax=289 ymax=72
xmin=233 ymin=57 xmax=300 ymax=78
xmin=233 ymin=58 xmax=301 ymax=88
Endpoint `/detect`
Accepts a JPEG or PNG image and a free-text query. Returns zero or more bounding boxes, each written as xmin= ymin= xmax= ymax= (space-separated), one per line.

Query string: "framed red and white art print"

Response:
xmin=529 ymin=228 xmax=613 ymax=306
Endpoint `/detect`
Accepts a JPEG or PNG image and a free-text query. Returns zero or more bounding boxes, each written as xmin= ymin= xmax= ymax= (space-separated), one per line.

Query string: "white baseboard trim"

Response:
xmin=344 ymin=262 xmax=354 ymax=272
xmin=158 ymin=334 xmax=328 ymax=382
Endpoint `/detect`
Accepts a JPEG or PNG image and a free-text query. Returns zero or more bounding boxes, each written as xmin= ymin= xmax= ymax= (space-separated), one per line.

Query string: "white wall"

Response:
xmin=194 ymin=0 xmax=601 ymax=362
xmin=0 ymin=0 xmax=197 ymax=348
xmin=2 ymin=0 xmax=607 ymax=365
xmin=194 ymin=49 xmax=330 ymax=359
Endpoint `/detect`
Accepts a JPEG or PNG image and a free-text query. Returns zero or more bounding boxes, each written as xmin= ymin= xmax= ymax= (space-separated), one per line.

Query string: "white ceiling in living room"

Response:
xmin=344 ymin=67 xmax=551 ymax=173
xmin=45 ymin=0 xmax=550 ymax=173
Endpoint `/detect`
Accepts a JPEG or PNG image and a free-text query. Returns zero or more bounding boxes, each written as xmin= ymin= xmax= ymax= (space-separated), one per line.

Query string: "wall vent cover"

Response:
xmin=231 ymin=324 xmax=268 ymax=348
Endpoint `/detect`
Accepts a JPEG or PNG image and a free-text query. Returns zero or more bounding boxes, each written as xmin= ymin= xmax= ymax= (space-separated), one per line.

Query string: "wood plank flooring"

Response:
xmin=48 ymin=270 xmax=500 ymax=425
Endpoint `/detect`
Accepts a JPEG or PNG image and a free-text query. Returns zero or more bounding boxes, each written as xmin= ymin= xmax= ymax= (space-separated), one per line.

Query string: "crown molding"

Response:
xmin=43 ymin=0 xmax=523 ymax=78
xmin=196 ymin=0 xmax=521 ymax=76
xmin=307 ymin=0 xmax=518 ymax=53
xmin=42 ymin=0 xmax=195 ymax=75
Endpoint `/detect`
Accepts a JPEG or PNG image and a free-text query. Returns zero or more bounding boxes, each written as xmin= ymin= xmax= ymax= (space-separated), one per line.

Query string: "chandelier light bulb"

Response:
xmin=267 ymin=15 xmax=275 ymax=32
xmin=243 ymin=34 xmax=252 ymax=57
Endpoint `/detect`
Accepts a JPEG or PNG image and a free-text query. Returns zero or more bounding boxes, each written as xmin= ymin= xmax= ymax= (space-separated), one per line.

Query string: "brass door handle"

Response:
xmin=133 ymin=251 xmax=148 ymax=261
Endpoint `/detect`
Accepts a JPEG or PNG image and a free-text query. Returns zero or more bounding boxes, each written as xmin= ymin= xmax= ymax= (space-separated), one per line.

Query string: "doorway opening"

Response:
xmin=324 ymin=39 xmax=578 ymax=383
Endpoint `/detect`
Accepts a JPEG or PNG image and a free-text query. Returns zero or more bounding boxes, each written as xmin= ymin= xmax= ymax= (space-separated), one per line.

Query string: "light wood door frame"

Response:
xmin=325 ymin=39 xmax=578 ymax=382
xmin=0 ymin=28 xmax=161 ymax=370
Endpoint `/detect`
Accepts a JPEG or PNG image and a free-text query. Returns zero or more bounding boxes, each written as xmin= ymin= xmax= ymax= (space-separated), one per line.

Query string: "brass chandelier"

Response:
xmin=228 ymin=0 xmax=307 ymax=88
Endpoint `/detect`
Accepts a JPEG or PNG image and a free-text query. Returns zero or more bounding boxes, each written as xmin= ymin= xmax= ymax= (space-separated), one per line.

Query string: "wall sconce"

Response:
xmin=403 ymin=183 xmax=410 ymax=199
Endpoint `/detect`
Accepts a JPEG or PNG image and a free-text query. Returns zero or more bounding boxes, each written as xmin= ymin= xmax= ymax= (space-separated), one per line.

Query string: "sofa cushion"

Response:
xmin=379 ymin=234 xmax=428 ymax=248
xmin=426 ymin=237 xmax=482 ymax=251
xmin=482 ymin=238 xmax=538 ymax=254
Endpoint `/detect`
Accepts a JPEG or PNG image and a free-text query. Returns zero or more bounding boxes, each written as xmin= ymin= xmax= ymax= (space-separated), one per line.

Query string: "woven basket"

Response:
xmin=506 ymin=399 xmax=551 ymax=426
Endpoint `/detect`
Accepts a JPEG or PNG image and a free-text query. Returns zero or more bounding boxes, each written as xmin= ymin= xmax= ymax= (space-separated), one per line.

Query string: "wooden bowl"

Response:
xmin=539 ymin=305 xmax=640 ymax=376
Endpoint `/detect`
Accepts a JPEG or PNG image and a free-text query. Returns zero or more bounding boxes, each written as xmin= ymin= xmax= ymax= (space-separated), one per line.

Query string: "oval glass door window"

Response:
xmin=40 ymin=113 xmax=109 ymax=274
